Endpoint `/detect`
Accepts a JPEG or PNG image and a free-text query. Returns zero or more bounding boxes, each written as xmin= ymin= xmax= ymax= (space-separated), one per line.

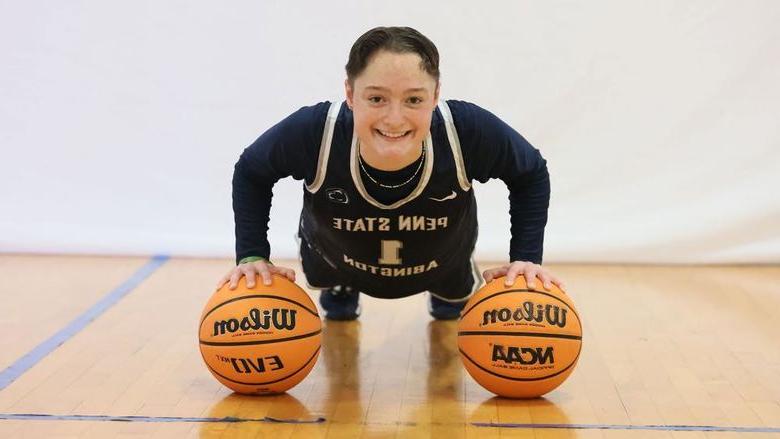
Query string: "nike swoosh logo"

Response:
xmin=429 ymin=190 xmax=457 ymax=202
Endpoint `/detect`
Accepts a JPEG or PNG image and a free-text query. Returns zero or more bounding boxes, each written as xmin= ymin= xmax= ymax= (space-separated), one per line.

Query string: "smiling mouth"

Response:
xmin=376 ymin=129 xmax=411 ymax=140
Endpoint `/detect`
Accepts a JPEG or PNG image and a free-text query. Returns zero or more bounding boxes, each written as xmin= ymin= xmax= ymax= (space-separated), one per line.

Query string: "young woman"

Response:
xmin=218 ymin=26 xmax=565 ymax=320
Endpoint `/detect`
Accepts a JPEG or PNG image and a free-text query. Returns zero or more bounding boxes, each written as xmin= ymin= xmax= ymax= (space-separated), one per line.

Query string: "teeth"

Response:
xmin=379 ymin=130 xmax=407 ymax=138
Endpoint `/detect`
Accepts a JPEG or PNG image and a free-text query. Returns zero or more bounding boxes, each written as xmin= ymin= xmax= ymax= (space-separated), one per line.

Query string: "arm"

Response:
xmin=448 ymin=100 xmax=564 ymax=291
xmin=218 ymin=102 xmax=329 ymax=288
xmin=232 ymin=156 xmax=276 ymax=264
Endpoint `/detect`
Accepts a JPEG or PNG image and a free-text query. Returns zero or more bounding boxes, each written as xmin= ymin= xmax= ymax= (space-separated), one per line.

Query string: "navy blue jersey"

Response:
xmin=233 ymin=99 xmax=550 ymax=297
xmin=298 ymin=101 xmax=479 ymax=297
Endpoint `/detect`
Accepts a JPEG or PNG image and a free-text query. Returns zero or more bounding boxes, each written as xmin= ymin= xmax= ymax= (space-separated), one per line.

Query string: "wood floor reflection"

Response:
xmin=0 ymin=255 xmax=779 ymax=438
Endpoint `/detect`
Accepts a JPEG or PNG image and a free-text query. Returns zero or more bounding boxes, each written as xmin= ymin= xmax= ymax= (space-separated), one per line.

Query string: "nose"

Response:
xmin=383 ymin=101 xmax=405 ymax=127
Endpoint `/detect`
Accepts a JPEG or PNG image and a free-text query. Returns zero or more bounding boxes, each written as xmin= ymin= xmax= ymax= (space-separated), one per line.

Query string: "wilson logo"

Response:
xmin=492 ymin=344 xmax=555 ymax=365
xmin=213 ymin=308 xmax=297 ymax=336
xmin=481 ymin=301 xmax=567 ymax=328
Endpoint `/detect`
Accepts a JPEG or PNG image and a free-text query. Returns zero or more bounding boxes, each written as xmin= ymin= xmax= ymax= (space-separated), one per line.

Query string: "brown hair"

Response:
xmin=345 ymin=26 xmax=440 ymax=85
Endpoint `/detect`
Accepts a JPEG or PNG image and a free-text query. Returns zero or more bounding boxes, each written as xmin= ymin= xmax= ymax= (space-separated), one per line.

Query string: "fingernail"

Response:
xmin=545 ymin=283 xmax=552 ymax=289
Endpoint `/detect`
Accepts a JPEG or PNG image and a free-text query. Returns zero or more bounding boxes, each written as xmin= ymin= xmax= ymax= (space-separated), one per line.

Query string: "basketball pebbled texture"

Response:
xmin=457 ymin=276 xmax=582 ymax=398
xmin=199 ymin=274 xmax=322 ymax=395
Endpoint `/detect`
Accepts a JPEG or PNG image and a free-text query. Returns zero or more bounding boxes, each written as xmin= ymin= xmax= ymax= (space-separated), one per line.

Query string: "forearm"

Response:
xmin=233 ymin=161 xmax=275 ymax=264
xmin=507 ymin=166 xmax=550 ymax=264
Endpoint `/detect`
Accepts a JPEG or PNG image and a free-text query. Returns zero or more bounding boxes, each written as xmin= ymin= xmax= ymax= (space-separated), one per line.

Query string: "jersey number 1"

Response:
xmin=379 ymin=240 xmax=403 ymax=265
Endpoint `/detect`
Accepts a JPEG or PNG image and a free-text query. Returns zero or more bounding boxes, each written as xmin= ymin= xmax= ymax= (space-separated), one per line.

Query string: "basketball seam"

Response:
xmin=458 ymin=331 xmax=582 ymax=340
xmin=199 ymin=329 xmax=322 ymax=346
xmin=202 ymin=346 xmax=321 ymax=386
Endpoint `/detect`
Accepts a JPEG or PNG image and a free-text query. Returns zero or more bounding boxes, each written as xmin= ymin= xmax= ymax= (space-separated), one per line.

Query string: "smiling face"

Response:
xmin=345 ymin=50 xmax=440 ymax=171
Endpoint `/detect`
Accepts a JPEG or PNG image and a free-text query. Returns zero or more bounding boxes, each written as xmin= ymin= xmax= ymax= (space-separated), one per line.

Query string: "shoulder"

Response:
xmin=273 ymin=101 xmax=333 ymax=134
xmin=440 ymin=99 xmax=544 ymax=181
xmin=245 ymin=101 xmax=334 ymax=153
xmin=238 ymin=101 xmax=337 ymax=180
xmin=440 ymin=99 xmax=527 ymax=154
xmin=442 ymin=99 xmax=514 ymax=137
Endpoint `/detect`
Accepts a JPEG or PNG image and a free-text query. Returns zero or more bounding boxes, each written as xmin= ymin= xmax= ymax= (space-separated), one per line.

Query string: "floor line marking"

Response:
xmin=0 ymin=413 xmax=325 ymax=424
xmin=0 ymin=414 xmax=776 ymax=431
xmin=472 ymin=421 xmax=780 ymax=433
xmin=0 ymin=255 xmax=169 ymax=391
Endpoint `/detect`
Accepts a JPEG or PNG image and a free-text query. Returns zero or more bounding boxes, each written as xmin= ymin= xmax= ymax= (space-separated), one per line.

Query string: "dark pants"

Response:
xmin=299 ymin=235 xmax=483 ymax=301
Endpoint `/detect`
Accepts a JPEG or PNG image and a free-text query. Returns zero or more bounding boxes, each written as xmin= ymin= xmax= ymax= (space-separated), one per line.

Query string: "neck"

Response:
xmin=359 ymin=142 xmax=424 ymax=171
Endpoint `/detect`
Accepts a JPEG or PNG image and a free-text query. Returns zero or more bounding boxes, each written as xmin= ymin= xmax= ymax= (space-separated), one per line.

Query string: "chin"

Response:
xmin=384 ymin=146 xmax=423 ymax=165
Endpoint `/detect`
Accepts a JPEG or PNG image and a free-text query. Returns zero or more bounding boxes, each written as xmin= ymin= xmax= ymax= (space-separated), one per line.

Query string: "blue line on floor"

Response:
xmin=0 ymin=413 xmax=776 ymax=431
xmin=0 ymin=255 xmax=169 ymax=391
xmin=472 ymin=421 xmax=780 ymax=433
xmin=0 ymin=413 xmax=325 ymax=424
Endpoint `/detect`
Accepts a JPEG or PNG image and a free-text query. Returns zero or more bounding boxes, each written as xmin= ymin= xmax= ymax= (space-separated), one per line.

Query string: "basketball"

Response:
xmin=199 ymin=274 xmax=322 ymax=395
xmin=457 ymin=276 xmax=582 ymax=398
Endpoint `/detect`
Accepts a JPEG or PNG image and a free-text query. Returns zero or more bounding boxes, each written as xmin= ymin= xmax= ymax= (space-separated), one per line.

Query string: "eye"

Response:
xmin=368 ymin=96 xmax=384 ymax=104
xmin=407 ymin=96 xmax=423 ymax=105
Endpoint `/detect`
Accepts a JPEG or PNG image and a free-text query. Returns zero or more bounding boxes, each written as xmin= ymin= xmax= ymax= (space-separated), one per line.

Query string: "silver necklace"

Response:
xmin=358 ymin=143 xmax=426 ymax=189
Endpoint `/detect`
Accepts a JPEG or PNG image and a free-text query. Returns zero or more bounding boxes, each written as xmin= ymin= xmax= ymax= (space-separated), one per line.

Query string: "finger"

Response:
xmin=216 ymin=273 xmax=230 ymax=289
xmin=523 ymin=267 xmax=540 ymax=289
xmin=538 ymin=272 xmax=553 ymax=290
xmin=483 ymin=268 xmax=505 ymax=283
xmin=283 ymin=268 xmax=296 ymax=282
xmin=257 ymin=264 xmax=273 ymax=286
xmin=543 ymin=273 xmax=565 ymax=292
xmin=504 ymin=264 xmax=524 ymax=287
xmin=266 ymin=265 xmax=298 ymax=284
xmin=228 ymin=270 xmax=243 ymax=290
xmin=245 ymin=269 xmax=257 ymax=289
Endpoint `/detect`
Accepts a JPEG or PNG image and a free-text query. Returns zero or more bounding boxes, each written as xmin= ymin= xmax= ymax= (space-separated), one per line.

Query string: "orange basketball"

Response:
xmin=457 ymin=276 xmax=582 ymax=398
xmin=199 ymin=274 xmax=321 ymax=395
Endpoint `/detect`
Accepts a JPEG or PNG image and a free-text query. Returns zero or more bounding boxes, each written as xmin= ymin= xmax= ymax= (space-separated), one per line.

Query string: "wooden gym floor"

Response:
xmin=0 ymin=255 xmax=779 ymax=438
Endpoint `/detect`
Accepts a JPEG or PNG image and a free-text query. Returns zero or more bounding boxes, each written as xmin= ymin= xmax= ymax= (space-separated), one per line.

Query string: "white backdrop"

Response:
xmin=1 ymin=1 xmax=779 ymax=264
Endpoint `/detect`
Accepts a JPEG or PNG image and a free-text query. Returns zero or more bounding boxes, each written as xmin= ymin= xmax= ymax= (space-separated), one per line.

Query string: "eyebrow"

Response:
xmin=364 ymin=86 xmax=429 ymax=93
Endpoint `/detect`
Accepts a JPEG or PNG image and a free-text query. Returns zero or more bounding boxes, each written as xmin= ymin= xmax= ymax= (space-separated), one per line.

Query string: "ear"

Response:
xmin=344 ymin=79 xmax=354 ymax=109
xmin=433 ymin=81 xmax=441 ymax=104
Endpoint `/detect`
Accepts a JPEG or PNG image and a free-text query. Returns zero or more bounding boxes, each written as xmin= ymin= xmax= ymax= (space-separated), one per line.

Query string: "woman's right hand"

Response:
xmin=216 ymin=259 xmax=297 ymax=290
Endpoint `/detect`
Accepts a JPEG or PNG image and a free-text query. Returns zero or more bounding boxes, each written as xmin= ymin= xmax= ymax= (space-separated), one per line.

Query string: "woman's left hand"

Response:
xmin=482 ymin=261 xmax=566 ymax=292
